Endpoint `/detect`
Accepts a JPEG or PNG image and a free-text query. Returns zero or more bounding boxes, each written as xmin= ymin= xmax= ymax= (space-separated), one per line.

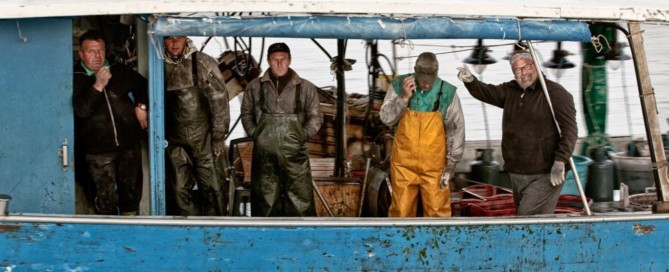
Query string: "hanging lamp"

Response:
xmin=463 ymin=39 xmax=497 ymax=74
xmin=602 ymin=42 xmax=632 ymax=70
xmin=542 ymin=42 xmax=575 ymax=79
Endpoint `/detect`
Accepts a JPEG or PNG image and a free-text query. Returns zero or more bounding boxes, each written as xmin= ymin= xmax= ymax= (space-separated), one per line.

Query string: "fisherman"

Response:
xmin=240 ymin=42 xmax=323 ymax=216
xmin=457 ymin=50 xmax=577 ymax=215
xmin=163 ymin=36 xmax=230 ymax=216
xmin=380 ymin=52 xmax=465 ymax=217
xmin=73 ymin=30 xmax=148 ymax=215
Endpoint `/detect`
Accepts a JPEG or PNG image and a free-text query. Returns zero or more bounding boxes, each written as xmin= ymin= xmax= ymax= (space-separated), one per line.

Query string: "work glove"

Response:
xmin=213 ymin=138 xmax=226 ymax=157
xmin=440 ymin=164 xmax=456 ymax=189
xmin=550 ymin=161 xmax=566 ymax=187
xmin=456 ymin=66 xmax=474 ymax=83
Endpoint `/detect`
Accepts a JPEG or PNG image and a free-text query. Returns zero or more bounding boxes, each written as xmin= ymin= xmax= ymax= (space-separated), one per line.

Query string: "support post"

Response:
xmin=626 ymin=22 xmax=669 ymax=212
xmin=148 ymin=26 xmax=166 ymax=215
xmin=334 ymin=39 xmax=347 ymax=177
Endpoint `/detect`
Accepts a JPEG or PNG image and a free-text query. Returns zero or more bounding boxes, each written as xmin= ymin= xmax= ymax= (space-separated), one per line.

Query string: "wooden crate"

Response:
xmin=313 ymin=177 xmax=361 ymax=217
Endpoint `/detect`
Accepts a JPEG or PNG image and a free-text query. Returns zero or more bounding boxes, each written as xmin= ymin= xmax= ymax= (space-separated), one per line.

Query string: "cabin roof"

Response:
xmin=2 ymin=0 xmax=669 ymax=23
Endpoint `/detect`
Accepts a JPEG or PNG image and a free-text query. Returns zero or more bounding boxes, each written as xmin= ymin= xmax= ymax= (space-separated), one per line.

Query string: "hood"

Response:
xmin=163 ymin=37 xmax=198 ymax=65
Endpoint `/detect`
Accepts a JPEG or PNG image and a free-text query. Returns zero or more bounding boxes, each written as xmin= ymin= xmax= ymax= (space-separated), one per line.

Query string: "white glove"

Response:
xmin=440 ymin=165 xmax=456 ymax=189
xmin=456 ymin=66 xmax=474 ymax=83
xmin=550 ymin=161 xmax=566 ymax=186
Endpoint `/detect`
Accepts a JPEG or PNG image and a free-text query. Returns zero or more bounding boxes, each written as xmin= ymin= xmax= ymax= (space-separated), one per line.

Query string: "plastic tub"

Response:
xmin=562 ymin=155 xmax=592 ymax=195
xmin=608 ymin=151 xmax=669 ymax=194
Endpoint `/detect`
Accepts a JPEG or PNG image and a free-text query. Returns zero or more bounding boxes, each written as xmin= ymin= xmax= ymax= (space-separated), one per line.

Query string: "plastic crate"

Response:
xmin=554 ymin=206 xmax=583 ymax=214
xmin=462 ymin=184 xmax=510 ymax=200
xmin=462 ymin=194 xmax=515 ymax=217
xmin=557 ymin=194 xmax=592 ymax=211
xmin=452 ymin=198 xmax=483 ymax=216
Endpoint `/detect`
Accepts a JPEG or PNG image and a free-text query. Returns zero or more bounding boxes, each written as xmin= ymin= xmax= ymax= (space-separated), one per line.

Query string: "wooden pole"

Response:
xmin=626 ymin=22 xmax=669 ymax=212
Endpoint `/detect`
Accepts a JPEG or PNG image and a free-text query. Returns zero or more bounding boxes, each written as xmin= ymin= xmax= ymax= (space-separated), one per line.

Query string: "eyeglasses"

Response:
xmin=512 ymin=63 xmax=534 ymax=75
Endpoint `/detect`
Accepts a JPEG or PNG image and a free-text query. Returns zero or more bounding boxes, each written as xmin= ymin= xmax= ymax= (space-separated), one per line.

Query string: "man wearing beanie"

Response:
xmin=380 ymin=52 xmax=465 ymax=217
xmin=457 ymin=50 xmax=577 ymax=215
xmin=241 ymin=42 xmax=323 ymax=217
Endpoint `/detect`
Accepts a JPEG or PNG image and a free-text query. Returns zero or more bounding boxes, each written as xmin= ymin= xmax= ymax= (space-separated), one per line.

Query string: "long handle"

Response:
xmin=527 ymin=41 xmax=592 ymax=216
xmin=358 ymin=158 xmax=372 ymax=217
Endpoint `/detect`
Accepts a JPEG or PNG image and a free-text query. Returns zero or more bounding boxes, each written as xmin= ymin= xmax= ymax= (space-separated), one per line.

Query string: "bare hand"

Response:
xmin=94 ymin=66 xmax=112 ymax=91
xmin=401 ymin=76 xmax=416 ymax=102
xmin=135 ymin=107 xmax=148 ymax=129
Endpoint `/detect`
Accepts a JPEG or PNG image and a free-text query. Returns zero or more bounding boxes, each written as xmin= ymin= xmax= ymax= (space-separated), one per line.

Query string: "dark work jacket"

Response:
xmin=73 ymin=62 xmax=148 ymax=154
xmin=464 ymin=75 xmax=577 ymax=174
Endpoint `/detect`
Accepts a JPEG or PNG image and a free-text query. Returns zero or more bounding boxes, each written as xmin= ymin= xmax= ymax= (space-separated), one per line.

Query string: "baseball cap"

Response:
xmin=414 ymin=52 xmax=439 ymax=84
xmin=165 ymin=36 xmax=186 ymax=40
xmin=267 ymin=42 xmax=291 ymax=57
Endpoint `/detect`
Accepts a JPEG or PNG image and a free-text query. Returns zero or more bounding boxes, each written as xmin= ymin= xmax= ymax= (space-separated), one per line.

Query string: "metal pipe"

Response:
xmin=310 ymin=38 xmax=333 ymax=60
xmin=358 ymin=158 xmax=372 ymax=217
xmin=527 ymin=41 xmax=592 ymax=216
xmin=334 ymin=39 xmax=347 ymax=177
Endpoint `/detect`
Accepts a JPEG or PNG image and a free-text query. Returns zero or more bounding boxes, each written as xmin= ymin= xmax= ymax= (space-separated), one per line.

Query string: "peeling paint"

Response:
xmin=633 ymin=224 xmax=655 ymax=235
xmin=0 ymin=225 xmax=20 ymax=233
xmin=123 ymin=246 xmax=136 ymax=252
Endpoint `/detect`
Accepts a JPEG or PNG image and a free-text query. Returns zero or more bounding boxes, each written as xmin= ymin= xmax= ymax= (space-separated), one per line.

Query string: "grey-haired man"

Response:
xmin=457 ymin=50 xmax=577 ymax=215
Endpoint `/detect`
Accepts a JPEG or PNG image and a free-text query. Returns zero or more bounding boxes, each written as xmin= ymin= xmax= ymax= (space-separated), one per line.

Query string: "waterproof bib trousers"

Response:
xmin=389 ymin=108 xmax=451 ymax=217
xmin=250 ymin=84 xmax=316 ymax=217
xmin=165 ymin=55 xmax=223 ymax=216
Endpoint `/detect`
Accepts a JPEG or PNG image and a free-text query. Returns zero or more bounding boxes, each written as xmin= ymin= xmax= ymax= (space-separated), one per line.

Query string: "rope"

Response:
xmin=396 ymin=18 xmax=414 ymax=50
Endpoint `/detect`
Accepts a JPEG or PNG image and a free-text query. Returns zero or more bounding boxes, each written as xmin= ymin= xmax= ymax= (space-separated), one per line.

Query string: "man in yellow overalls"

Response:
xmin=380 ymin=52 xmax=465 ymax=217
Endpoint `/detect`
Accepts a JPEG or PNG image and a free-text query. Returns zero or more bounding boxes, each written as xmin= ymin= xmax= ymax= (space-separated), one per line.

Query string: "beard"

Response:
xmin=517 ymin=74 xmax=534 ymax=90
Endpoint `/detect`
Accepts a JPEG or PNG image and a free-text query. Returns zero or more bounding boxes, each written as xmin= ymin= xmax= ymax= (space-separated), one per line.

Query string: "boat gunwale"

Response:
xmin=0 ymin=212 xmax=663 ymax=227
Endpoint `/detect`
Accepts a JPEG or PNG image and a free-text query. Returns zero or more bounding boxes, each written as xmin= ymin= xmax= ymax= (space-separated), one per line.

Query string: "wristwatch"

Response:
xmin=137 ymin=103 xmax=147 ymax=111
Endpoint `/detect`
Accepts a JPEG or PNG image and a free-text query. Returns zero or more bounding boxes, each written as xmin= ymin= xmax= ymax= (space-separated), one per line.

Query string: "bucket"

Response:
xmin=608 ymin=151 xmax=669 ymax=195
xmin=0 ymin=194 xmax=11 ymax=216
xmin=469 ymin=149 xmax=500 ymax=186
xmin=562 ymin=155 xmax=592 ymax=195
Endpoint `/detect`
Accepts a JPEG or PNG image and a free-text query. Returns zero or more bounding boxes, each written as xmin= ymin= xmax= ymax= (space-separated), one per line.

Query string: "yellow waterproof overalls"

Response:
xmin=388 ymin=88 xmax=451 ymax=217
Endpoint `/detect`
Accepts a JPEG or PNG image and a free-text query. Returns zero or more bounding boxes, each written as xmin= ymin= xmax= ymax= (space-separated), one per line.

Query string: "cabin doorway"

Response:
xmin=72 ymin=16 xmax=151 ymax=215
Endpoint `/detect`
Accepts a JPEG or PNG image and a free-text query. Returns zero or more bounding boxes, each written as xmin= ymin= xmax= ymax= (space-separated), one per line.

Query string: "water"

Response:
xmin=193 ymin=24 xmax=669 ymax=142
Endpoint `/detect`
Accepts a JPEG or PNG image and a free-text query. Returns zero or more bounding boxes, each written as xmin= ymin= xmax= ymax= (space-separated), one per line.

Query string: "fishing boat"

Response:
xmin=2 ymin=1 xmax=669 ymax=270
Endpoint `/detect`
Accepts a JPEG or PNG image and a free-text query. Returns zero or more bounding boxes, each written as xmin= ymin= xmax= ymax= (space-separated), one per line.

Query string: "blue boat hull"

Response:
xmin=1 ymin=214 xmax=667 ymax=271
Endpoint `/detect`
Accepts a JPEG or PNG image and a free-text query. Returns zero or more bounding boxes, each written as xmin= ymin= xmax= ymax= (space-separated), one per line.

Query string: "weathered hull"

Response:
xmin=1 ymin=214 xmax=667 ymax=271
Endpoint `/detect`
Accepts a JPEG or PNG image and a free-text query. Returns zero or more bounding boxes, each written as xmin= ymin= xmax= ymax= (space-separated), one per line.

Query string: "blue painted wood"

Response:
xmin=154 ymin=16 xmax=592 ymax=42
xmin=0 ymin=19 xmax=74 ymax=214
xmin=148 ymin=28 xmax=166 ymax=215
xmin=0 ymin=217 xmax=667 ymax=271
